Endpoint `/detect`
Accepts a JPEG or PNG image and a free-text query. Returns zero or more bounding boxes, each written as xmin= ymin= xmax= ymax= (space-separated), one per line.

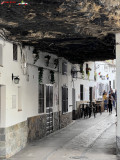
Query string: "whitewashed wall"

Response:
xmin=71 ymin=62 xmax=96 ymax=102
xmin=95 ymin=61 xmax=116 ymax=99
xmin=0 ymin=37 xmax=80 ymax=128
xmin=0 ymin=37 xmax=110 ymax=128
xmin=0 ymin=37 xmax=60 ymax=127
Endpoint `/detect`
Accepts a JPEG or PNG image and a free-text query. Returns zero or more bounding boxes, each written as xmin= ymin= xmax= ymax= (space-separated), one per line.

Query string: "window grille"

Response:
xmin=13 ymin=44 xmax=17 ymax=61
xmin=62 ymin=87 xmax=68 ymax=113
xmin=39 ymin=84 xmax=44 ymax=113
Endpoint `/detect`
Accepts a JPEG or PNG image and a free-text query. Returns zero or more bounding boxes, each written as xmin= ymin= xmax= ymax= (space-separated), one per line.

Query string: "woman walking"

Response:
xmin=103 ymin=92 xmax=108 ymax=110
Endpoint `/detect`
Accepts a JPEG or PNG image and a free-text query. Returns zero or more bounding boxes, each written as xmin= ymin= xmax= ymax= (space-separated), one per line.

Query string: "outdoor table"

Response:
xmin=78 ymin=102 xmax=89 ymax=118
xmin=95 ymin=101 xmax=102 ymax=114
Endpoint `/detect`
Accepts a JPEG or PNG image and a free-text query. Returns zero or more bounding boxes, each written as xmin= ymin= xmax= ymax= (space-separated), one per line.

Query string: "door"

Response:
xmin=72 ymin=88 xmax=76 ymax=120
xmin=80 ymin=85 xmax=84 ymax=100
xmin=89 ymin=87 xmax=93 ymax=103
xmin=46 ymin=85 xmax=53 ymax=135
xmin=62 ymin=87 xmax=68 ymax=113
xmin=72 ymin=88 xmax=75 ymax=110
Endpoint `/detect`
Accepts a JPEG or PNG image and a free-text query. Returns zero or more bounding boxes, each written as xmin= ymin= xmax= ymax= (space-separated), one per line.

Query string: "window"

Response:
xmin=46 ymin=85 xmax=53 ymax=108
xmin=80 ymin=85 xmax=84 ymax=100
xmin=86 ymin=63 xmax=88 ymax=74
xmin=62 ymin=87 xmax=68 ymax=113
xmin=13 ymin=44 xmax=17 ymax=61
xmin=39 ymin=84 xmax=44 ymax=113
xmin=0 ymin=44 xmax=3 ymax=66
xmin=71 ymin=66 xmax=77 ymax=78
xmin=62 ymin=62 xmax=67 ymax=75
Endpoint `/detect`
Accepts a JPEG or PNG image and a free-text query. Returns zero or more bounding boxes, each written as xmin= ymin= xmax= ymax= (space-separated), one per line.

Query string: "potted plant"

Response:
xmin=44 ymin=55 xmax=51 ymax=66
xmin=54 ymin=59 xmax=59 ymax=68
xmin=82 ymin=70 xmax=85 ymax=79
xmin=86 ymin=67 xmax=91 ymax=80
xmin=94 ymin=71 xmax=97 ymax=81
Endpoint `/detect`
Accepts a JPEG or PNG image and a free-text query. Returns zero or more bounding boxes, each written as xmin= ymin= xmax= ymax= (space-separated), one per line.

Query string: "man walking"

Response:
xmin=108 ymin=94 xmax=113 ymax=114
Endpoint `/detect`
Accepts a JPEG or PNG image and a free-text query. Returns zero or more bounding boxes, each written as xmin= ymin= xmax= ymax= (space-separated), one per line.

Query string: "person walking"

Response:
xmin=103 ymin=92 xmax=108 ymax=110
xmin=111 ymin=89 xmax=115 ymax=107
xmin=115 ymin=90 xmax=117 ymax=116
xmin=108 ymin=94 xmax=113 ymax=114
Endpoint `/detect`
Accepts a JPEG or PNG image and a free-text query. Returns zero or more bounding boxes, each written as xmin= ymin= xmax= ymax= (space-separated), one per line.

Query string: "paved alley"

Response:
xmin=8 ymin=111 xmax=118 ymax=160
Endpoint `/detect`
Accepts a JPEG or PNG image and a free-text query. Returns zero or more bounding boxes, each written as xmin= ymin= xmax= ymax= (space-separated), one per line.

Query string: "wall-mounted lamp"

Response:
xmin=32 ymin=48 xmax=39 ymax=64
xmin=44 ymin=55 xmax=51 ymax=66
xmin=12 ymin=73 xmax=20 ymax=84
xmin=54 ymin=59 xmax=59 ymax=68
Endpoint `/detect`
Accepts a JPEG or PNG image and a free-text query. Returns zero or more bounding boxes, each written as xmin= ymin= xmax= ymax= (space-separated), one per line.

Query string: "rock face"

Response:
xmin=0 ymin=0 xmax=118 ymax=62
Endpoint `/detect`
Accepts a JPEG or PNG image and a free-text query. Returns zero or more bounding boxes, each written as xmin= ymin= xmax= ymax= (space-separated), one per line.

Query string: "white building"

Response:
xmin=95 ymin=60 xmax=116 ymax=100
xmin=0 ymin=37 xmax=116 ymax=158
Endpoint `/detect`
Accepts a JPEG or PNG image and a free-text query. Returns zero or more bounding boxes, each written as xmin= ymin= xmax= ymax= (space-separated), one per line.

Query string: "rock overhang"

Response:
xmin=0 ymin=0 xmax=118 ymax=63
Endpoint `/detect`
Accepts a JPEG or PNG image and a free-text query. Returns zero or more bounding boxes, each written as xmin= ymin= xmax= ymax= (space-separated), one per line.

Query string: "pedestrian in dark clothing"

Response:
xmin=108 ymin=94 xmax=113 ymax=114
xmin=103 ymin=90 xmax=106 ymax=96
xmin=111 ymin=89 xmax=115 ymax=107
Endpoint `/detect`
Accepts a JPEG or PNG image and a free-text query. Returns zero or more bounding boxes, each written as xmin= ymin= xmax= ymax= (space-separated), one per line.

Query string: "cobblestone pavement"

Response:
xmin=8 ymin=110 xmax=118 ymax=160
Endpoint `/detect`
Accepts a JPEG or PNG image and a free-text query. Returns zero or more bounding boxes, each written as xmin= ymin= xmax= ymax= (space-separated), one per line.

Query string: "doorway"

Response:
xmin=72 ymin=88 xmax=76 ymax=120
xmin=89 ymin=87 xmax=93 ymax=103
xmin=46 ymin=85 xmax=53 ymax=135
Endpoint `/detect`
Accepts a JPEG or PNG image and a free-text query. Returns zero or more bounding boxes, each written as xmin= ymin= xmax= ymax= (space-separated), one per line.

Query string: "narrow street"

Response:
xmin=8 ymin=111 xmax=117 ymax=160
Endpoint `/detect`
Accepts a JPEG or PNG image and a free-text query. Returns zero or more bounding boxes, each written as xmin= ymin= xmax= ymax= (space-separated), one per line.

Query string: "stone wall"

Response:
xmin=53 ymin=112 xmax=60 ymax=131
xmin=27 ymin=114 xmax=46 ymax=142
xmin=60 ymin=112 xmax=72 ymax=129
xmin=0 ymin=128 xmax=6 ymax=159
xmin=0 ymin=121 xmax=28 ymax=159
xmin=116 ymin=136 xmax=120 ymax=154
xmin=0 ymin=112 xmax=73 ymax=159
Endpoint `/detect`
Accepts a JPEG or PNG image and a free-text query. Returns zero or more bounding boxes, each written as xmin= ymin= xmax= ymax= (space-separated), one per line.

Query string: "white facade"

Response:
xmin=71 ymin=62 xmax=96 ymax=102
xmin=0 ymin=37 xmax=100 ymax=128
xmin=95 ymin=61 xmax=116 ymax=100
xmin=0 ymin=37 xmax=117 ymax=158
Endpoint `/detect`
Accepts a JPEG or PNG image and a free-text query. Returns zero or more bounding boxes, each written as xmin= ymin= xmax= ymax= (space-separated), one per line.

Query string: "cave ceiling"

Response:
xmin=0 ymin=0 xmax=119 ymax=63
